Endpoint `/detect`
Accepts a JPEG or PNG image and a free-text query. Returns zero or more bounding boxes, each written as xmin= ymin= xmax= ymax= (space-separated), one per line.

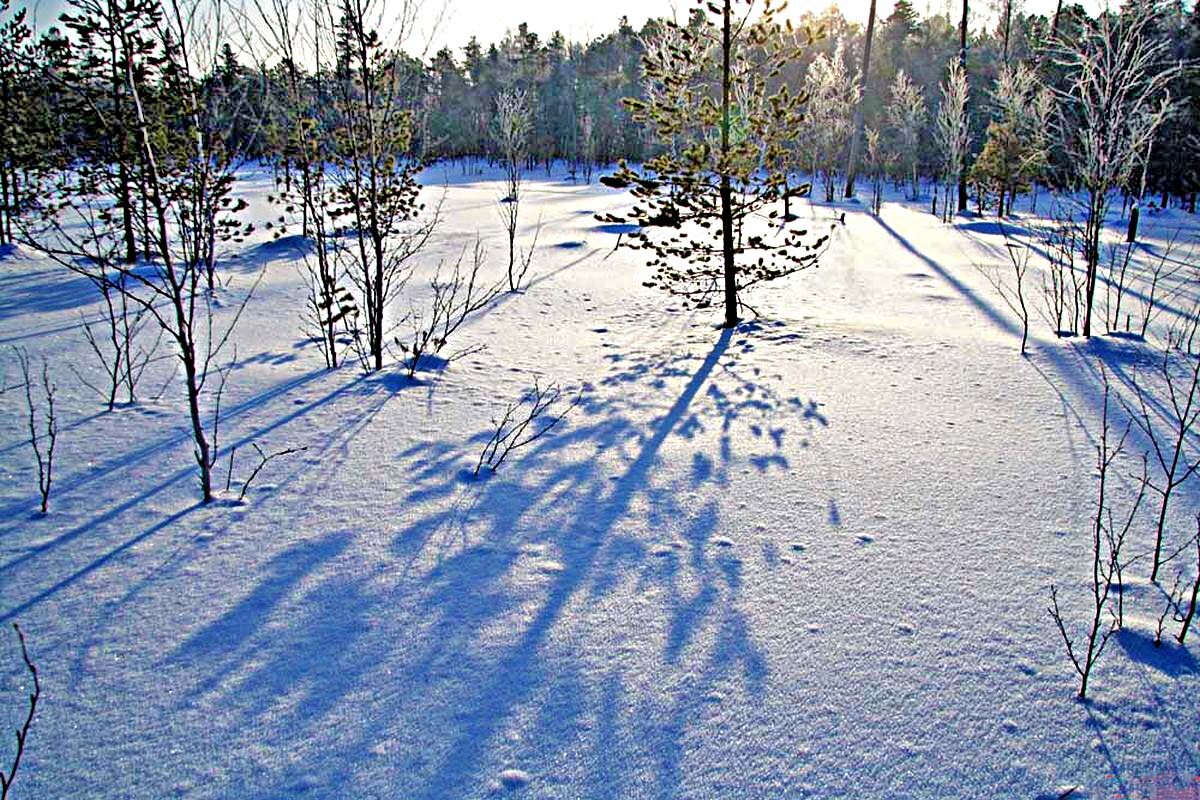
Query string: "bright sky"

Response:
xmin=25 ymin=0 xmax=1098 ymax=53
xmin=416 ymin=0 xmax=1085 ymax=53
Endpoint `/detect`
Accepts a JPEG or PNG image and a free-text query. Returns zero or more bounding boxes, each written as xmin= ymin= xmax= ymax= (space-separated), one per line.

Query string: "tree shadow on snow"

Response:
xmin=169 ymin=322 xmax=826 ymax=798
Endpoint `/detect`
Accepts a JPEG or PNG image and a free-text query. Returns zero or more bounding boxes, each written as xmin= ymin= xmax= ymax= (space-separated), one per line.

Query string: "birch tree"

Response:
xmin=801 ymin=45 xmax=859 ymax=203
xmin=886 ymin=70 xmax=926 ymax=200
xmin=934 ymin=58 xmax=969 ymax=222
xmin=1052 ymin=3 xmax=1179 ymax=337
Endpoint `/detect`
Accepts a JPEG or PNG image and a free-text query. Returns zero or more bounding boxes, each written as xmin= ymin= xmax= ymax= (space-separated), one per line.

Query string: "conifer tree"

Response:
xmin=599 ymin=0 xmax=835 ymax=329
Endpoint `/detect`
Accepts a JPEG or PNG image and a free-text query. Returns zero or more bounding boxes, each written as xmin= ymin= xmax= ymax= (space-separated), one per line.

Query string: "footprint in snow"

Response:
xmin=495 ymin=770 xmax=531 ymax=791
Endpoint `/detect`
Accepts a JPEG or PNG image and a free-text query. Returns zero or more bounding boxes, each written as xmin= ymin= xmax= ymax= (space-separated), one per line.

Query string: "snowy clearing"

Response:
xmin=1 ymin=166 xmax=1198 ymax=798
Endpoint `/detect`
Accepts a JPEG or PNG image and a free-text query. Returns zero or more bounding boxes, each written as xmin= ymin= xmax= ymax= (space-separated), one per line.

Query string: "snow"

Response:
xmin=1 ymin=163 xmax=1198 ymax=798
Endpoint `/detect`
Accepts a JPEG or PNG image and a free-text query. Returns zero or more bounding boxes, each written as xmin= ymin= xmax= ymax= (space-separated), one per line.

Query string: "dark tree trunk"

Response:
xmin=957 ymin=0 xmax=969 ymax=212
xmin=844 ymin=0 xmax=878 ymax=198
xmin=720 ymin=0 xmax=738 ymax=329
xmin=0 ymin=163 xmax=11 ymax=245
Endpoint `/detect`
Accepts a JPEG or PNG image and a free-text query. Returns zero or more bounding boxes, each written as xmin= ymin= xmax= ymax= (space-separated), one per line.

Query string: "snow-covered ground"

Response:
xmin=1 ymin=165 xmax=1198 ymax=798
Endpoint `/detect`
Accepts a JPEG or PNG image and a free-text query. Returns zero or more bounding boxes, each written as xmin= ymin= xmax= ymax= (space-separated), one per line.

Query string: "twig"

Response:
xmin=0 ymin=623 xmax=40 ymax=800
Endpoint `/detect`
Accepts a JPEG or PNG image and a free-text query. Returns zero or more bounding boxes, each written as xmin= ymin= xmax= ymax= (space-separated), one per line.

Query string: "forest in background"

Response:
xmin=1 ymin=0 xmax=1199 ymax=212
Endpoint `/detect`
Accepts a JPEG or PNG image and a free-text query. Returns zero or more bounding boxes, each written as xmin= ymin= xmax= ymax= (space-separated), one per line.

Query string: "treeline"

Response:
xmin=1 ymin=1 xmax=1198 ymax=205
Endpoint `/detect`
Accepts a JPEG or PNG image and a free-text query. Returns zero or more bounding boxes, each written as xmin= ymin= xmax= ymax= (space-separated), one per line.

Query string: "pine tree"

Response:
xmin=599 ymin=0 xmax=835 ymax=328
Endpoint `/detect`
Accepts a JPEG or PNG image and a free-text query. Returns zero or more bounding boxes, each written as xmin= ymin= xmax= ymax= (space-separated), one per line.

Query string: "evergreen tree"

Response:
xmin=599 ymin=0 xmax=834 ymax=328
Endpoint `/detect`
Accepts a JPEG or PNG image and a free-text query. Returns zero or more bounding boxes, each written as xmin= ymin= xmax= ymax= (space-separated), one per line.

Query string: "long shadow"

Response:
xmin=404 ymin=328 xmax=735 ymax=800
xmin=873 ymin=213 xmax=1020 ymax=337
xmin=0 ymin=269 xmax=99 ymax=321
xmin=0 ymin=369 xmax=378 ymax=613
xmin=959 ymin=220 xmax=1198 ymax=324
xmin=0 ymin=365 xmax=335 ymax=523
xmin=0 ymin=502 xmax=198 ymax=624
xmin=871 ymin=213 xmax=1185 ymax=457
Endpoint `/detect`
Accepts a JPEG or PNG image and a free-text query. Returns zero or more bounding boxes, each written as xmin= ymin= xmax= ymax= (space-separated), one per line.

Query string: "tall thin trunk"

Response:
xmin=720 ymin=0 xmax=737 ymax=329
xmin=0 ymin=163 xmax=11 ymax=245
xmin=844 ymin=0 xmax=878 ymax=198
xmin=1001 ymin=0 xmax=1013 ymax=66
xmin=957 ymin=0 xmax=969 ymax=212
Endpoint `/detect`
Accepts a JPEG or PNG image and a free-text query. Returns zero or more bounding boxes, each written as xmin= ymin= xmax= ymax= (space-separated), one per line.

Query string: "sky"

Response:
xmin=414 ymin=0 xmax=1086 ymax=53
xmin=24 ymin=0 xmax=1101 ymax=53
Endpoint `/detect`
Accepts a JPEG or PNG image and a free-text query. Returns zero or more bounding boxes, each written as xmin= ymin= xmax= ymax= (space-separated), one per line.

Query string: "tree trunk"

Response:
xmin=1126 ymin=203 xmax=1140 ymax=243
xmin=720 ymin=0 xmax=738 ymax=329
xmin=957 ymin=0 xmax=969 ymax=212
xmin=118 ymin=159 xmax=137 ymax=263
xmin=1083 ymin=193 xmax=1101 ymax=338
xmin=1001 ymin=0 xmax=1012 ymax=66
xmin=0 ymin=163 xmax=11 ymax=245
xmin=843 ymin=0 xmax=878 ymax=198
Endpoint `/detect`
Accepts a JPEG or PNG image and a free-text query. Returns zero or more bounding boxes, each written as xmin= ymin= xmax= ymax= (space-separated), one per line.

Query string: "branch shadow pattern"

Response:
xmin=162 ymin=323 xmax=828 ymax=797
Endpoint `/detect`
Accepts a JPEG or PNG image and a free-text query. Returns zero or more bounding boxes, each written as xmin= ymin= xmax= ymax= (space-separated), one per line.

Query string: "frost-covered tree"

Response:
xmin=886 ymin=69 xmax=927 ymax=200
xmin=972 ymin=63 xmax=1053 ymax=217
xmin=934 ymin=58 xmax=969 ymax=222
xmin=492 ymin=87 xmax=533 ymax=290
xmin=599 ymin=0 xmax=834 ymax=328
xmin=1052 ymin=2 xmax=1180 ymax=337
xmin=801 ymin=45 xmax=860 ymax=202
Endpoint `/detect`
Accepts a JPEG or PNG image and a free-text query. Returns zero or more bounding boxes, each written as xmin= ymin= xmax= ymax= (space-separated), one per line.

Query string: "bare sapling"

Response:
xmin=1174 ymin=516 xmax=1200 ymax=644
xmin=1136 ymin=232 xmax=1191 ymax=340
xmin=492 ymin=88 xmax=532 ymax=291
xmin=475 ymin=378 xmax=581 ymax=476
xmin=15 ymin=348 xmax=56 ymax=514
xmin=235 ymin=442 xmax=309 ymax=502
xmin=1048 ymin=367 xmax=1137 ymax=700
xmin=76 ymin=269 xmax=160 ymax=409
xmin=1126 ymin=347 xmax=1200 ymax=582
xmin=1109 ymin=455 xmax=1148 ymax=628
xmin=978 ymin=226 xmax=1031 ymax=354
xmin=0 ymin=623 xmax=39 ymax=800
xmin=1103 ymin=241 xmax=1135 ymax=333
xmin=1167 ymin=297 xmax=1200 ymax=356
xmin=1154 ymin=573 xmax=1182 ymax=646
xmin=395 ymin=238 xmax=503 ymax=379
xmin=1039 ymin=204 xmax=1086 ymax=337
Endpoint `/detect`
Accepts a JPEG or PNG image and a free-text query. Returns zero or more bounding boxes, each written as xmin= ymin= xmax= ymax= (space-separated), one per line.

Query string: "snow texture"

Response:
xmin=0 ymin=163 xmax=1197 ymax=798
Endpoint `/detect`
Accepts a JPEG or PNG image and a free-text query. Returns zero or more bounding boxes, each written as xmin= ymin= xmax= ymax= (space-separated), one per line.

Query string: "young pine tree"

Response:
xmin=599 ymin=0 xmax=835 ymax=328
